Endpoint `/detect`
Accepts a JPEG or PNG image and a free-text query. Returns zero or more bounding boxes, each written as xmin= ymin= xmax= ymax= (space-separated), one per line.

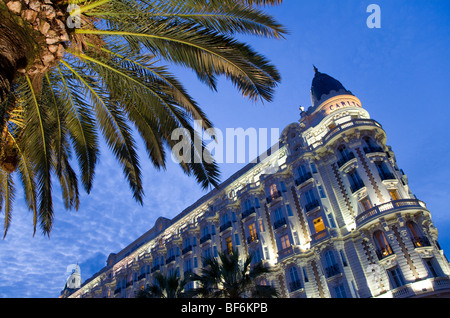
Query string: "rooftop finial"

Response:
xmin=313 ymin=65 xmax=319 ymax=74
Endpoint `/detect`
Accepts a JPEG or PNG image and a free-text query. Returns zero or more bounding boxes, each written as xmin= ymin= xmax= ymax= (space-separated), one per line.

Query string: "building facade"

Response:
xmin=62 ymin=68 xmax=450 ymax=298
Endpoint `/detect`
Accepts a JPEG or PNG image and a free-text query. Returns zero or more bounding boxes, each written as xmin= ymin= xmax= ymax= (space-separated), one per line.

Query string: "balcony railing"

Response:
xmin=289 ymin=280 xmax=303 ymax=292
xmin=182 ymin=245 xmax=193 ymax=255
xmin=376 ymin=247 xmax=394 ymax=260
xmin=337 ymin=152 xmax=356 ymax=168
xmin=273 ymin=217 xmax=287 ymax=230
xmin=325 ymin=264 xmax=341 ymax=278
xmin=220 ymin=221 xmax=232 ymax=233
xmin=412 ymin=236 xmax=431 ymax=248
xmin=305 ymin=199 xmax=320 ymax=212
xmin=247 ymin=233 xmax=259 ymax=244
xmin=350 ymin=181 xmax=365 ymax=193
xmin=200 ymin=233 xmax=211 ymax=244
xmin=266 ymin=191 xmax=282 ymax=204
xmin=379 ymin=172 xmax=395 ymax=181
xmin=241 ymin=207 xmax=256 ymax=220
xmin=363 ymin=146 xmax=384 ymax=154
xmin=295 ymin=172 xmax=313 ymax=187
xmin=320 ymin=119 xmax=384 ymax=147
xmin=355 ymin=199 xmax=427 ymax=227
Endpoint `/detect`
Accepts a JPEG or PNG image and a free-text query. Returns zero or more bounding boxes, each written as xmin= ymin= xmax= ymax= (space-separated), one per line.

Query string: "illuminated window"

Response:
xmin=359 ymin=196 xmax=372 ymax=211
xmin=258 ymin=219 xmax=265 ymax=232
xmin=249 ymin=223 xmax=257 ymax=241
xmin=373 ymin=230 xmax=393 ymax=259
xmin=226 ymin=236 xmax=232 ymax=254
xmin=270 ymin=184 xmax=279 ymax=199
xmin=313 ymin=217 xmax=325 ymax=233
xmin=388 ymin=267 xmax=405 ymax=288
xmin=389 ymin=189 xmax=400 ymax=201
xmin=280 ymin=234 xmax=291 ymax=250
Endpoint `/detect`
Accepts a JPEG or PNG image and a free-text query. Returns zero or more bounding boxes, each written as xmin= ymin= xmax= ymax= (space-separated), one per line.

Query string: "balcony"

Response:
xmin=305 ymin=199 xmax=320 ymax=213
xmin=166 ymin=255 xmax=176 ymax=264
xmin=266 ymin=191 xmax=282 ymax=204
xmin=289 ymin=280 xmax=303 ymax=292
xmin=319 ymin=119 xmax=384 ymax=148
xmin=363 ymin=146 xmax=384 ymax=154
xmin=151 ymin=265 xmax=160 ymax=273
xmin=241 ymin=207 xmax=256 ymax=220
xmin=376 ymin=247 xmax=394 ymax=260
xmin=337 ymin=152 xmax=356 ymax=168
xmin=310 ymin=228 xmax=330 ymax=245
xmin=200 ymin=233 xmax=211 ymax=245
xmin=220 ymin=221 xmax=232 ymax=233
xmin=350 ymin=181 xmax=365 ymax=193
xmin=295 ymin=172 xmax=313 ymax=187
xmin=182 ymin=245 xmax=193 ymax=255
xmin=379 ymin=172 xmax=395 ymax=181
xmin=325 ymin=264 xmax=341 ymax=278
xmin=273 ymin=217 xmax=287 ymax=230
xmin=247 ymin=233 xmax=259 ymax=244
xmin=355 ymin=199 xmax=428 ymax=227
xmin=412 ymin=236 xmax=431 ymax=248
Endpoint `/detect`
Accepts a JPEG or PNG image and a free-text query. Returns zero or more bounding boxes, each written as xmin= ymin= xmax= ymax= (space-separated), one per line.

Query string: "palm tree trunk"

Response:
xmin=0 ymin=1 xmax=41 ymax=123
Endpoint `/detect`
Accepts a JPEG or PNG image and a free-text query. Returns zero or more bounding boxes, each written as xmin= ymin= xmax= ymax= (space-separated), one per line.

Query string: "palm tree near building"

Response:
xmin=136 ymin=272 xmax=190 ymax=298
xmin=189 ymin=249 xmax=278 ymax=298
xmin=0 ymin=0 xmax=286 ymax=236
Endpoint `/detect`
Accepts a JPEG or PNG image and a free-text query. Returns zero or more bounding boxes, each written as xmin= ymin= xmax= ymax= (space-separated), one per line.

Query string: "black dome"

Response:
xmin=310 ymin=66 xmax=352 ymax=106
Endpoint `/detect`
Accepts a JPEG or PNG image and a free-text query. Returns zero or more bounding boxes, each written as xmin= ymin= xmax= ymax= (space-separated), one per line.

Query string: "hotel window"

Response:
xmin=258 ymin=219 xmax=265 ymax=232
xmin=363 ymin=136 xmax=382 ymax=153
xmin=313 ymin=217 xmax=325 ymax=233
xmin=318 ymin=185 xmax=326 ymax=198
xmin=359 ymin=196 xmax=372 ymax=211
xmin=324 ymin=250 xmax=340 ymax=278
xmin=337 ymin=144 xmax=355 ymax=167
xmin=280 ymin=234 xmax=291 ymax=250
xmin=234 ymin=234 xmax=240 ymax=246
xmin=424 ymin=258 xmax=441 ymax=278
xmin=373 ymin=230 xmax=394 ymax=259
xmin=302 ymin=267 xmax=309 ymax=283
xmin=339 ymin=250 xmax=348 ymax=267
xmin=286 ymin=204 xmax=293 ymax=216
xmin=293 ymin=231 xmax=300 ymax=245
xmin=388 ymin=267 xmax=406 ymax=288
xmin=226 ymin=236 xmax=233 ymax=254
xmin=288 ymin=267 xmax=302 ymax=292
xmin=375 ymin=161 xmax=394 ymax=181
xmin=334 ymin=284 xmax=347 ymax=298
xmin=304 ymin=189 xmax=319 ymax=212
xmin=327 ymin=213 xmax=336 ymax=228
xmin=347 ymin=169 xmax=365 ymax=193
xmin=310 ymin=162 xmax=318 ymax=173
xmin=389 ymin=189 xmax=400 ymax=201
xmin=407 ymin=221 xmax=430 ymax=248
xmin=270 ymin=184 xmax=279 ymax=199
xmin=249 ymin=223 xmax=258 ymax=242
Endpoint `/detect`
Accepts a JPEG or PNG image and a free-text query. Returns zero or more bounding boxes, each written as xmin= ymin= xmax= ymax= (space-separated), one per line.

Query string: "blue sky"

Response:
xmin=1 ymin=0 xmax=449 ymax=298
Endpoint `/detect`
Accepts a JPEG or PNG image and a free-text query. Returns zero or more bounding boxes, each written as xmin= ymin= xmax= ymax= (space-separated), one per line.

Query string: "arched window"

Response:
xmin=407 ymin=221 xmax=430 ymax=248
xmin=373 ymin=230 xmax=394 ymax=259
xmin=337 ymin=144 xmax=355 ymax=167
xmin=363 ymin=136 xmax=382 ymax=153
xmin=288 ymin=267 xmax=302 ymax=292
xmin=324 ymin=250 xmax=340 ymax=278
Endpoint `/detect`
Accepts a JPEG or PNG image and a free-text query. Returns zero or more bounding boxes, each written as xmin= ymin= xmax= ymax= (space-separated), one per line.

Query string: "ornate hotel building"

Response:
xmin=61 ymin=68 xmax=450 ymax=298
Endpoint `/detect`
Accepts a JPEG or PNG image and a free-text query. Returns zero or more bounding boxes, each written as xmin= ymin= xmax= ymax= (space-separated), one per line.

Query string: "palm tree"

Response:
xmin=136 ymin=272 xmax=189 ymax=298
xmin=0 ymin=0 xmax=286 ymax=236
xmin=189 ymin=249 xmax=278 ymax=298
